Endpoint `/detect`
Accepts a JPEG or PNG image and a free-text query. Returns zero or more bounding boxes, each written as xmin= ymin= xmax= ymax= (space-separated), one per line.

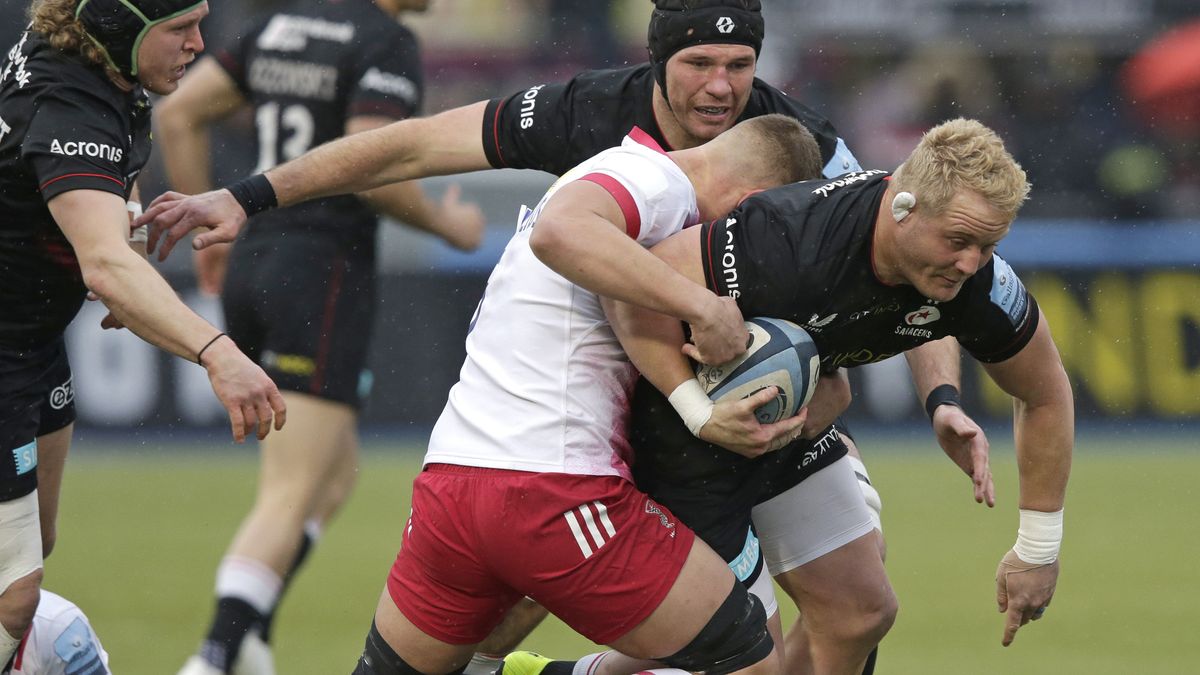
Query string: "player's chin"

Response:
xmin=923 ymin=275 xmax=965 ymax=302
xmin=144 ymin=77 xmax=180 ymax=96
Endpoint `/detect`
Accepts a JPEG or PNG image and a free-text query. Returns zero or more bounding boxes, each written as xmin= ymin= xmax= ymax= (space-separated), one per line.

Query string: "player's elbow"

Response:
xmin=528 ymin=215 xmax=573 ymax=267
xmin=77 ymin=249 xmax=131 ymax=302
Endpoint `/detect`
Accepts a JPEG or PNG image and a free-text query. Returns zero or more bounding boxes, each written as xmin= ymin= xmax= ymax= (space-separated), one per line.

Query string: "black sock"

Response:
xmin=861 ymin=646 xmax=878 ymax=675
xmin=199 ymin=597 xmax=263 ymax=672
xmin=260 ymin=528 xmax=316 ymax=642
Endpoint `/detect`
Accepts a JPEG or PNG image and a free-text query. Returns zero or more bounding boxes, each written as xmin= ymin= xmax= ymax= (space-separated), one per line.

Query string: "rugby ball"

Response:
xmin=695 ymin=317 xmax=821 ymax=424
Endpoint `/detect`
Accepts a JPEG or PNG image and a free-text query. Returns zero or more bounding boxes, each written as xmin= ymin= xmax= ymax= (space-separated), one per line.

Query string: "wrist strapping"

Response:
xmin=1013 ymin=508 xmax=1063 ymax=564
xmin=668 ymin=379 xmax=714 ymax=437
xmin=127 ymin=201 xmax=147 ymax=243
xmin=924 ymin=384 xmax=962 ymax=420
xmin=226 ymin=174 xmax=278 ymax=217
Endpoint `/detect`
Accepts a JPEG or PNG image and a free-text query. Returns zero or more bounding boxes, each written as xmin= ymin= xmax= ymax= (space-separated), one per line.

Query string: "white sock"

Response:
xmin=572 ymin=652 xmax=614 ymax=675
xmin=0 ymin=621 xmax=20 ymax=669
xmin=463 ymin=652 xmax=504 ymax=675
xmin=215 ymin=555 xmax=283 ymax=615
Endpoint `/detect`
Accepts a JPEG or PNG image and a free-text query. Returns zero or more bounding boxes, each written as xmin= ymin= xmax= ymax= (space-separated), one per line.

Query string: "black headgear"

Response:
xmin=75 ymin=0 xmax=206 ymax=80
xmin=647 ymin=0 xmax=764 ymax=96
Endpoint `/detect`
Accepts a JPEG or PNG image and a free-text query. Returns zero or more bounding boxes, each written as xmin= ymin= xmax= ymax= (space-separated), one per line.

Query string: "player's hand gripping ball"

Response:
xmin=695 ymin=318 xmax=821 ymax=423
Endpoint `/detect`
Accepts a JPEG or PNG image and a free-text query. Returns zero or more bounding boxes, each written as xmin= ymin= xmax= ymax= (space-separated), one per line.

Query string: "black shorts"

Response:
xmin=0 ymin=338 xmax=76 ymax=502
xmin=629 ymin=378 xmax=848 ymax=570
xmin=222 ymin=236 xmax=376 ymax=408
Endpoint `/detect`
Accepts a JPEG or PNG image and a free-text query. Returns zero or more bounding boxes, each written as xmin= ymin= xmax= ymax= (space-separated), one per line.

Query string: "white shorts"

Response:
xmin=745 ymin=564 xmax=779 ymax=619
xmin=751 ymin=456 xmax=874 ymax=577
xmin=0 ymin=490 xmax=43 ymax=593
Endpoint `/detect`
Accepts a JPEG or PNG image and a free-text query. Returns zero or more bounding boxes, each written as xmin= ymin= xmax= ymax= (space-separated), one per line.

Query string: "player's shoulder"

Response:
xmin=5 ymin=31 xmax=115 ymax=104
xmin=583 ymin=136 xmax=681 ymax=197
xmin=560 ymin=63 xmax=652 ymax=100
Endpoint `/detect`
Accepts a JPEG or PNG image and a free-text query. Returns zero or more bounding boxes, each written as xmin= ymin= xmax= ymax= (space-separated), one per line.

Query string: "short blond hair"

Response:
xmin=29 ymin=0 xmax=121 ymax=82
xmin=716 ymin=113 xmax=824 ymax=188
xmin=893 ymin=118 xmax=1030 ymax=222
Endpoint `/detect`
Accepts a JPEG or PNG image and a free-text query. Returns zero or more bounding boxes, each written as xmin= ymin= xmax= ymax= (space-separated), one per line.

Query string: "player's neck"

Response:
xmin=871 ymin=204 xmax=905 ymax=286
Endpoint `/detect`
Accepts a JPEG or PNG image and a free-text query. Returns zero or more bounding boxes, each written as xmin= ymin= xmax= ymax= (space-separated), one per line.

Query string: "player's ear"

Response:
xmin=891 ymin=191 xmax=916 ymax=222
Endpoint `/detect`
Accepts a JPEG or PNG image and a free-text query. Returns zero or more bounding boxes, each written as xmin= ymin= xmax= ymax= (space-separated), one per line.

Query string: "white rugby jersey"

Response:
xmin=11 ymin=591 xmax=110 ymax=675
xmin=425 ymin=129 xmax=699 ymax=478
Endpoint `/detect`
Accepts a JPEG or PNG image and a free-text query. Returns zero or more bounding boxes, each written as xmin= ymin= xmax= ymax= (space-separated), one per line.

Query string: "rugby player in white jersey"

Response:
xmin=5 ymin=591 xmax=109 ymax=675
xmin=345 ymin=115 xmax=820 ymax=674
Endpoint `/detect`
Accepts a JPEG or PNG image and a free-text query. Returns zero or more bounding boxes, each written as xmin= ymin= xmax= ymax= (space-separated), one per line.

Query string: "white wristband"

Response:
xmin=1013 ymin=508 xmax=1063 ymax=564
xmin=127 ymin=201 xmax=147 ymax=243
xmin=668 ymin=379 xmax=714 ymax=437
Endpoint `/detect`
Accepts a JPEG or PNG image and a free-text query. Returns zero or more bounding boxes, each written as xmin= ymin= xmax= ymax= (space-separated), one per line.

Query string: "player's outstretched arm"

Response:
xmin=139 ymin=101 xmax=493 ymax=259
xmin=980 ymin=310 xmax=1073 ymax=647
xmin=533 ymin=184 xmax=747 ymax=365
xmin=347 ymin=116 xmax=485 ymax=251
xmin=51 ymin=190 xmax=286 ymax=442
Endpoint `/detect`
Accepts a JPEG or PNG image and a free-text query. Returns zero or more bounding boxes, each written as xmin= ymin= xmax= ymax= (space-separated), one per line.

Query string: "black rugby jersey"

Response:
xmin=481 ymin=64 xmax=860 ymax=180
xmin=0 ymin=30 xmax=152 ymax=350
xmin=217 ymin=0 xmax=423 ymax=255
xmin=699 ymin=171 xmax=1040 ymax=370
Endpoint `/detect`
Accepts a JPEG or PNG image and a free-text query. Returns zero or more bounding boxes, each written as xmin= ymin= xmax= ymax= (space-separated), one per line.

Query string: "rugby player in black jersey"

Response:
xmin=0 ymin=0 xmax=285 ymax=670
xmin=602 ymin=119 xmax=1071 ymax=668
xmin=152 ymin=1 xmax=485 ymax=674
xmin=135 ymin=1 xmax=988 ymax=672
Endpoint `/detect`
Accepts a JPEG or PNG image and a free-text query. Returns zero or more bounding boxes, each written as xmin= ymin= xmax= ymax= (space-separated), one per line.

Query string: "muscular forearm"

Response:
xmin=603 ymin=297 xmax=694 ymax=396
xmin=267 ymin=101 xmax=491 ymax=207
xmin=905 ymin=336 xmax=963 ymax=400
xmin=1012 ymin=386 xmax=1073 ymax=511
xmin=81 ymin=247 xmax=220 ymax=362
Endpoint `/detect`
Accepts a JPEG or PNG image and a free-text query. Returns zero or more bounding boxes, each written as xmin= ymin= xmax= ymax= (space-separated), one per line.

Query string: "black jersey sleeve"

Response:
xmin=698 ymin=198 xmax=809 ymax=319
xmin=23 ymin=89 xmax=130 ymax=201
xmin=954 ymin=254 xmax=1041 ymax=363
xmin=347 ymin=25 xmax=422 ymax=120
xmin=482 ymin=81 xmax=576 ymax=174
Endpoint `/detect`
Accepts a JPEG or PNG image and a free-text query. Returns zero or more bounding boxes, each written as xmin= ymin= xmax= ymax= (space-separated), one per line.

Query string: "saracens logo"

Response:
xmin=904 ymin=305 xmax=941 ymax=326
xmin=715 ymin=16 xmax=735 ymax=33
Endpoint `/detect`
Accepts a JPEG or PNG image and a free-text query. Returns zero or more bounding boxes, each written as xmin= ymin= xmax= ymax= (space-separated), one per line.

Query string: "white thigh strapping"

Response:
xmin=751 ymin=456 xmax=874 ymax=577
xmin=0 ymin=491 xmax=43 ymax=594
xmin=745 ymin=565 xmax=779 ymax=619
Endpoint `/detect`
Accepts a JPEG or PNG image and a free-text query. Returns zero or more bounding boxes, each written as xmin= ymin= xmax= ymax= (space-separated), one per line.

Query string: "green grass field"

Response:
xmin=46 ymin=434 xmax=1198 ymax=674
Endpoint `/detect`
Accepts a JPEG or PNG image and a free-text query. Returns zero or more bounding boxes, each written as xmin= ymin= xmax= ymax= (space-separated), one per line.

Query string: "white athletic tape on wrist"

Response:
xmin=669 ymin=379 xmax=714 ymax=437
xmin=847 ymin=456 xmax=883 ymax=531
xmin=1013 ymin=508 xmax=1063 ymax=564
xmin=127 ymin=201 xmax=147 ymax=243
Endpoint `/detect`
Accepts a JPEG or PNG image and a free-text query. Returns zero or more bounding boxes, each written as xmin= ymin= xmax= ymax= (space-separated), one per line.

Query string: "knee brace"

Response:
xmin=660 ymin=582 xmax=772 ymax=675
xmin=352 ymin=621 xmax=465 ymax=675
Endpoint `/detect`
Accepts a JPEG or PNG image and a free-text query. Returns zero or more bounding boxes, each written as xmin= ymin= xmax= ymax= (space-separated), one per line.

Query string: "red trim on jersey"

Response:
xmin=703 ymin=219 xmax=719 ymax=291
xmin=311 ymin=256 xmax=346 ymax=395
xmin=13 ymin=626 xmax=29 ymax=669
xmin=868 ymin=190 xmax=900 ymax=287
xmin=580 ymin=172 xmax=641 ymax=239
xmin=39 ymin=173 xmax=124 ymax=191
xmin=491 ymin=96 xmax=510 ymax=168
xmin=628 ymin=126 xmax=667 ymax=155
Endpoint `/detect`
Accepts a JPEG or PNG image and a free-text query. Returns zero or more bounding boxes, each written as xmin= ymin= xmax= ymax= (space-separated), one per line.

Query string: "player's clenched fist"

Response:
xmin=684 ymin=295 xmax=749 ymax=366
xmin=197 ymin=334 xmax=287 ymax=442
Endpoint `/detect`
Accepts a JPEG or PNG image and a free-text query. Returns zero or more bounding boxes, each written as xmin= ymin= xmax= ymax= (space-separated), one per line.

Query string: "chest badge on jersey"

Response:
xmin=904 ymin=305 xmax=941 ymax=326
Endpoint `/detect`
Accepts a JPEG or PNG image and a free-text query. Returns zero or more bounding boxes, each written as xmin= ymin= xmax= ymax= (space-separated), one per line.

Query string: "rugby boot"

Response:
xmin=495 ymin=651 xmax=555 ymax=675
